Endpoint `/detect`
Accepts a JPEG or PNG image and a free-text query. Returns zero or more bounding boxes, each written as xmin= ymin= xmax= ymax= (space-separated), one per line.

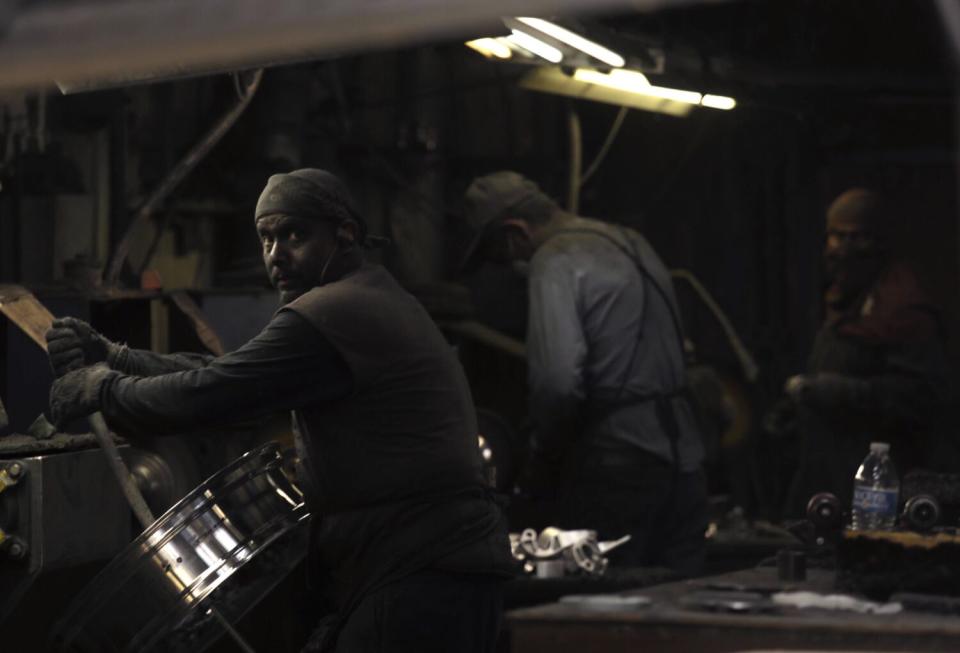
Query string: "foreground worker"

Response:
xmin=783 ymin=188 xmax=949 ymax=513
xmin=46 ymin=169 xmax=515 ymax=652
xmin=462 ymin=171 xmax=707 ymax=575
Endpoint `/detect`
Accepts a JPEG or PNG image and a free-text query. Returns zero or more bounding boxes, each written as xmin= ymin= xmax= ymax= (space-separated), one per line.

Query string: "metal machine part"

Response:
xmin=126 ymin=439 xmax=203 ymax=517
xmin=902 ymin=494 xmax=942 ymax=532
xmin=0 ymin=447 xmax=132 ymax=624
xmin=52 ymin=442 xmax=309 ymax=653
xmin=805 ymin=491 xmax=845 ymax=546
xmin=509 ymin=527 xmax=631 ymax=577
xmin=806 ymin=492 xmax=843 ymax=531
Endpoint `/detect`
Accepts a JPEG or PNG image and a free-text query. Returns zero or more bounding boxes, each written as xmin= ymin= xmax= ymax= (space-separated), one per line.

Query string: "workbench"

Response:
xmin=507 ymin=566 xmax=960 ymax=652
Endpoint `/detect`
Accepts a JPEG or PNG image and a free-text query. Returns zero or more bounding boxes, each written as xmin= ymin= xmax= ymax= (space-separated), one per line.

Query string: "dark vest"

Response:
xmin=282 ymin=264 xmax=513 ymax=608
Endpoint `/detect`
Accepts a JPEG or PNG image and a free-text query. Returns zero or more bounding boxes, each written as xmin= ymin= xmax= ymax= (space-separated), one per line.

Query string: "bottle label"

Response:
xmin=853 ymin=487 xmax=898 ymax=515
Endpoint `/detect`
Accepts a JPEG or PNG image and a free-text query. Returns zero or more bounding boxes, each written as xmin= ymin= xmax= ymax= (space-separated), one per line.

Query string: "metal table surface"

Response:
xmin=507 ymin=566 xmax=960 ymax=653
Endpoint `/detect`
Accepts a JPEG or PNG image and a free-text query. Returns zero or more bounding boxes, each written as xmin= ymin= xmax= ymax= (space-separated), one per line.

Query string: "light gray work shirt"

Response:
xmin=527 ymin=216 xmax=705 ymax=472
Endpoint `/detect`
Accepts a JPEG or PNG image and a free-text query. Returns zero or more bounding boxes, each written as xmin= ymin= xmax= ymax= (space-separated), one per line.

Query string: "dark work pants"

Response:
xmin=559 ymin=453 xmax=708 ymax=577
xmin=335 ymin=571 xmax=504 ymax=653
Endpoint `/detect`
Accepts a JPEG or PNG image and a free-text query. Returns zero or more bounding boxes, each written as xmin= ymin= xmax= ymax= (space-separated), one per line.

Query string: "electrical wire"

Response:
xmin=567 ymin=107 xmax=581 ymax=212
xmin=580 ymin=106 xmax=629 ymax=187
xmin=670 ymin=268 xmax=759 ymax=383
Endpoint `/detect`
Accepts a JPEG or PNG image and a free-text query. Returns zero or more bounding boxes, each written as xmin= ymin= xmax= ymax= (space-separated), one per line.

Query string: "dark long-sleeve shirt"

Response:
xmin=101 ymin=310 xmax=354 ymax=435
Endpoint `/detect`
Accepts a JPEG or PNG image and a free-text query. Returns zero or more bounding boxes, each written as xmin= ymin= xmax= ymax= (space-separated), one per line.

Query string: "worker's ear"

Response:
xmin=501 ymin=218 xmax=534 ymax=260
xmin=501 ymin=218 xmax=531 ymax=239
xmin=336 ymin=219 xmax=359 ymax=248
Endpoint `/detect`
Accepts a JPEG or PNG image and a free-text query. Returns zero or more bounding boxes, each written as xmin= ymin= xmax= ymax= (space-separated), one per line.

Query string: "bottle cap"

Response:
xmin=870 ymin=442 xmax=890 ymax=454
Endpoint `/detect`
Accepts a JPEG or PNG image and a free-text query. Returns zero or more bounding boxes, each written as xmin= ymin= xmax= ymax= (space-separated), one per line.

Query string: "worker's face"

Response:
xmin=823 ymin=214 xmax=884 ymax=304
xmin=256 ymin=213 xmax=337 ymax=303
xmin=825 ymin=216 xmax=877 ymax=263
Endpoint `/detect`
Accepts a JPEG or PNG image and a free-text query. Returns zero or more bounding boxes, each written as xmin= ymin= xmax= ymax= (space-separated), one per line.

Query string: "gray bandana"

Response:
xmin=255 ymin=168 xmax=367 ymax=241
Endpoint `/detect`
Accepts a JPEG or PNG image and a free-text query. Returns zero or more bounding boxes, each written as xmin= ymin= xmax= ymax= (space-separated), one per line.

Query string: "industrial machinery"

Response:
xmin=52 ymin=442 xmax=309 ymax=653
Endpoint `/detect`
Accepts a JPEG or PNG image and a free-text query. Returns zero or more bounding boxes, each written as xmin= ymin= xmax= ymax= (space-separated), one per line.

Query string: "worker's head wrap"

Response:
xmin=460 ymin=171 xmax=556 ymax=273
xmin=255 ymin=168 xmax=370 ymax=244
xmin=823 ymin=188 xmax=891 ymax=309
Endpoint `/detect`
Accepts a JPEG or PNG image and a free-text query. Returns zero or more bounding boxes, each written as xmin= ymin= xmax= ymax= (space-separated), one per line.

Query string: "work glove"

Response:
xmin=49 ymin=363 xmax=115 ymax=428
xmin=45 ymin=317 xmax=120 ymax=378
xmin=784 ymin=372 xmax=872 ymax=411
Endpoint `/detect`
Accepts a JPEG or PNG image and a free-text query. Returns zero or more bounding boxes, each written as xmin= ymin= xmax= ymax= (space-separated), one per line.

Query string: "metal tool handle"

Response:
xmin=88 ymin=412 xmax=155 ymax=530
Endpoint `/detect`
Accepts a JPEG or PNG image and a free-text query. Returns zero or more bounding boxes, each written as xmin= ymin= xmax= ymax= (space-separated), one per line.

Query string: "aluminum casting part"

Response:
xmin=554 ymin=529 xmax=597 ymax=549
xmin=534 ymin=559 xmax=566 ymax=579
xmin=598 ymin=534 xmax=631 ymax=554
xmin=52 ymin=443 xmax=308 ymax=653
xmin=510 ymin=527 xmax=622 ymax=576
xmin=569 ymin=539 xmax=608 ymax=576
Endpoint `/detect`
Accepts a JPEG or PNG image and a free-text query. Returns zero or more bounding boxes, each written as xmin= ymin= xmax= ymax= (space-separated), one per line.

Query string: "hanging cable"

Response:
xmin=580 ymin=105 xmax=628 ymax=187
xmin=670 ymin=268 xmax=759 ymax=383
xmin=567 ymin=107 xmax=582 ymax=212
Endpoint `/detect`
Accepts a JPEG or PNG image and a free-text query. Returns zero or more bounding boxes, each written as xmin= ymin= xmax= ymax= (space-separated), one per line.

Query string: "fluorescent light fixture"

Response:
xmin=638 ymin=85 xmax=702 ymax=105
xmin=507 ymin=29 xmax=563 ymax=63
xmin=465 ymin=37 xmax=512 ymax=59
xmin=516 ymin=17 xmax=625 ymax=68
xmin=574 ymin=68 xmax=650 ymax=93
xmin=701 ymin=94 xmax=736 ymax=110
xmin=574 ymin=68 xmax=705 ymax=106
xmin=522 ymin=67 xmax=695 ymax=117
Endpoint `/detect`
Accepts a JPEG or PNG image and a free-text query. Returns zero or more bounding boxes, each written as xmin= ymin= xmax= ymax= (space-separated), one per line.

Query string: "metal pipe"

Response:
xmin=567 ymin=107 xmax=581 ymax=213
xmin=105 ymin=68 xmax=263 ymax=285
xmin=88 ymin=413 xmax=155 ymax=529
xmin=581 ymin=105 xmax=628 ymax=186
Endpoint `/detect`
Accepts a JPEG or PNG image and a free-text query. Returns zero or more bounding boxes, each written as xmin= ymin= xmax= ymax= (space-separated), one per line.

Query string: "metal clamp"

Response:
xmin=0 ymin=462 xmax=24 ymax=494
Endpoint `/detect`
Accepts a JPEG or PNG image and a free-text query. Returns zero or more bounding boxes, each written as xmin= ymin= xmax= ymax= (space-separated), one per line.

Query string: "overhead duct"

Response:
xmin=0 ymin=0 xmax=722 ymax=91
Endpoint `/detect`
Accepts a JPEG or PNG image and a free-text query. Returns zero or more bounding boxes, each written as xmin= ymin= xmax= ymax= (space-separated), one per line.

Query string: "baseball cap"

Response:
xmin=461 ymin=171 xmax=548 ymax=273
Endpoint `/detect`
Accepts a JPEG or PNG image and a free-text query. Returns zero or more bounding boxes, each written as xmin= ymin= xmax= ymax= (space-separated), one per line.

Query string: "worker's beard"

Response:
xmin=823 ymin=251 xmax=884 ymax=311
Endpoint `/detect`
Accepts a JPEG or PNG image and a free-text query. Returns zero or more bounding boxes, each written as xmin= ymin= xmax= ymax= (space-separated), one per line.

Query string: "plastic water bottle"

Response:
xmin=850 ymin=442 xmax=900 ymax=531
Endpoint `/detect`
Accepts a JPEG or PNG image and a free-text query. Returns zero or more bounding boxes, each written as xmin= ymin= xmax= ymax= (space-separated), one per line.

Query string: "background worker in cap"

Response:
xmin=463 ymin=171 xmax=707 ymax=576
xmin=45 ymin=168 xmax=515 ymax=652
xmin=780 ymin=188 xmax=950 ymax=514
